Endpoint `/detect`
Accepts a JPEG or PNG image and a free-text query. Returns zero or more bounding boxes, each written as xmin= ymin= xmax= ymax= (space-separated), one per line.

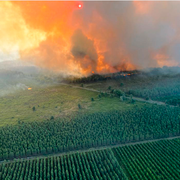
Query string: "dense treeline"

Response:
xmin=67 ymin=69 xmax=180 ymax=103
xmin=66 ymin=71 xmax=140 ymax=84
xmin=113 ymin=138 xmax=180 ymax=180
xmin=127 ymin=78 xmax=180 ymax=101
xmin=1 ymin=105 xmax=180 ymax=161
xmin=119 ymin=74 xmax=180 ymax=102
xmin=0 ymin=149 xmax=127 ymax=180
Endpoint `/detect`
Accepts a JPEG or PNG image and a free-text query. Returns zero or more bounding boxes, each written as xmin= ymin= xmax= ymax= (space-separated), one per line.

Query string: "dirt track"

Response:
xmin=60 ymin=83 xmax=175 ymax=107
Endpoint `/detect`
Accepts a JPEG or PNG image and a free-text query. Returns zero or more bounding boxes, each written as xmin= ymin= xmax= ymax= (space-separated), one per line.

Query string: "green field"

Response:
xmin=0 ymin=84 xmax=141 ymax=127
xmin=113 ymin=138 xmax=180 ymax=180
xmin=1 ymin=138 xmax=179 ymax=180
xmin=0 ymin=149 xmax=127 ymax=180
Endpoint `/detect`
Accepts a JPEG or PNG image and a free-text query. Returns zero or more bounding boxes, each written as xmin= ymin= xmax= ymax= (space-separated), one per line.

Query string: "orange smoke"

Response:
xmin=1 ymin=1 xmax=179 ymax=76
xmin=154 ymin=53 xmax=179 ymax=67
xmin=133 ymin=1 xmax=153 ymax=15
xmin=4 ymin=1 xmax=135 ymax=75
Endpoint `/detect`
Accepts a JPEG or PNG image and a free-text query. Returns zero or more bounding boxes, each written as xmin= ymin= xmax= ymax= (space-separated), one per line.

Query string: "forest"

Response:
xmin=1 ymin=104 xmax=180 ymax=161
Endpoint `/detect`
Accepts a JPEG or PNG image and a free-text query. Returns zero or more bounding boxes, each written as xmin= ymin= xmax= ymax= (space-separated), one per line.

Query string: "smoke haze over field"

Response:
xmin=1 ymin=1 xmax=180 ymax=75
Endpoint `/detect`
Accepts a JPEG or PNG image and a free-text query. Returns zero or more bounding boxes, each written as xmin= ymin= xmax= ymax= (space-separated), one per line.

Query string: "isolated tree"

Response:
xmin=91 ymin=98 xmax=94 ymax=101
xmin=50 ymin=116 xmax=54 ymax=120
xmin=108 ymin=86 xmax=111 ymax=90
xmin=32 ymin=106 xmax=36 ymax=111
xmin=114 ymin=89 xmax=123 ymax=97
xmin=78 ymin=104 xmax=81 ymax=109
xmin=120 ymin=83 xmax=124 ymax=87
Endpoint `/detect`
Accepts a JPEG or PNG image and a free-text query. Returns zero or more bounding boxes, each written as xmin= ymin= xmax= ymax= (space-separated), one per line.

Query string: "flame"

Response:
xmin=28 ymin=88 xmax=32 ymax=90
xmin=4 ymin=1 xmax=136 ymax=76
xmin=0 ymin=2 xmax=46 ymax=60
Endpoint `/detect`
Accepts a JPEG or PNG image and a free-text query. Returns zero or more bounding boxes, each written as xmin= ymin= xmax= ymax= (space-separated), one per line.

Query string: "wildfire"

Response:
xmin=1 ymin=1 xmax=179 ymax=76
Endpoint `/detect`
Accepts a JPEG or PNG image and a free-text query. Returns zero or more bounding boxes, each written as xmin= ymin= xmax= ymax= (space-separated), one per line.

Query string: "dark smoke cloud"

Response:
xmin=71 ymin=29 xmax=98 ymax=71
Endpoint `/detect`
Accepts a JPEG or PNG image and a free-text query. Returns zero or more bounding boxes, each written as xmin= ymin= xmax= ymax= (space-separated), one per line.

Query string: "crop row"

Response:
xmin=0 ymin=149 xmax=127 ymax=180
xmin=1 ymin=138 xmax=180 ymax=180
xmin=113 ymin=138 xmax=180 ymax=180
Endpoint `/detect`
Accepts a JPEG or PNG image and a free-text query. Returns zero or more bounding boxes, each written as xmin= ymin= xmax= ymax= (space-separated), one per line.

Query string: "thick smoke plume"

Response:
xmin=1 ymin=1 xmax=180 ymax=75
xmin=71 ymin=29 xmax=98 ymax=72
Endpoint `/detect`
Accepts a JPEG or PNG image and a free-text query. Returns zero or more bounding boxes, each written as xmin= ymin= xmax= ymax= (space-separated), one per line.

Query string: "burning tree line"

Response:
xmin=66 ymin=70 xmax=140 ymax=84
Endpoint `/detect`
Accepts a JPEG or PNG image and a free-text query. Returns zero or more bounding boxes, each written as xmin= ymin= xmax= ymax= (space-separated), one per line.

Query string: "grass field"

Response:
xmin=0 ymin=84 xmax=142 ymax=127
xmin=1 ymin=138 xmax=179 ymax=180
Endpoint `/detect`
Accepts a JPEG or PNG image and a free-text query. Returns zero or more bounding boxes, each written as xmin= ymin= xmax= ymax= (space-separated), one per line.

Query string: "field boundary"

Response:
xmin=1 ymin=135 xmax=180 ymax=165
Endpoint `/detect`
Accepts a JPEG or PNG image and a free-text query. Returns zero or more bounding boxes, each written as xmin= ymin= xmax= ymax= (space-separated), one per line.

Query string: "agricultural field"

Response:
xmin=0 ymin=149 xmax=127 ymax=180
xmin=113 ymin=138 xmax=180 ymax=180
xmin=1 ymin=138 xmax=179 ymax=180
xmin=1 ymin=104 xmax=180 ymax=161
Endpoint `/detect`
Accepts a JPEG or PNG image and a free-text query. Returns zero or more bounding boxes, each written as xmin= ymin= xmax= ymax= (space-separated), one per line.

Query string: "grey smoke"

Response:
xmin=71 ymin=29 xmax=98 ymax=70
xmin=71 ymin=1 xmax=180 ymax=69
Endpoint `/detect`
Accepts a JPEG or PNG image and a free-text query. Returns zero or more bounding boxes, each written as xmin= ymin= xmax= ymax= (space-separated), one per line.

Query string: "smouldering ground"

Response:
xmin=0 ymin=84 xmax=143 ymax=127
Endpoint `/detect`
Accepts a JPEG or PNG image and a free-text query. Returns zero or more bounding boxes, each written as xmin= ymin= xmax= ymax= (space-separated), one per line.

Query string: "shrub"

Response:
xmin=50 ymin=116 xmax=54 ymax=120
xmin=78 ymin=104 xmax=81 ymax=109
xmin=108 ymin=86 xmax=111 ymax=90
